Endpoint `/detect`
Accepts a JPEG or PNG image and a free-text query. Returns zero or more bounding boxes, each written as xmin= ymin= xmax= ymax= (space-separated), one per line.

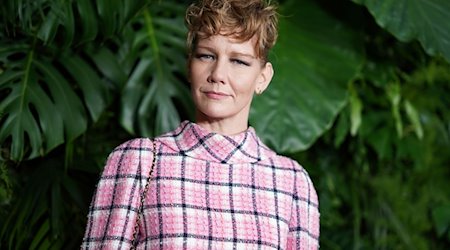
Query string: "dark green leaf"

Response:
xmin=37 ymin=5 xmax=60 ymax=44
xmin=76 ymin=0 xmax=99 ymax=43
xmin=60 ymin=53 xmax=109 ymax=122
xmin=62 ymin=2 xmax=75 ymax=48
xmin=34 ymin=60 xmax=87 ymax=140
xmin=96 ymin=0 xmax=120 ymax=37
xmin=51 ymin=182 xmax=63 ymax=239
xmin=432 ymin=204 xmax=450 ymax=237
xmin=119 ymin=4 xmax=194 ymax=137
xmin=353 ymin=0 xmax=450 ymax=62
xmin=121 ymin=58 xmax=152 ymax=134
xmin=367 ymin=126 xmax=394 ymax=160
xmin=61 ymin=175 xmax=85 ymax=209
xmin=29 ymin=219 xmax=50 ymax=250
xmin=251 ymin=0 xmax=364 ymax=152
xmin=89 ymin=46 xmax=128 ymax=88
xmin=35 ymin=2 xmax=74 ymax=47
xmin=0 ymin=44 xmax=63 ymax=160
xmin=0 ymin=40 xmax=89 ymax=161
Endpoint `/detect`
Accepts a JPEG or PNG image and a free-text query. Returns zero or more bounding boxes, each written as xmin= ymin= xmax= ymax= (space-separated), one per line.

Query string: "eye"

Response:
xmin=195 ymin=53 xmax=215 ymax=61
xmin=231 ymin=58 xmax=250 ymax=66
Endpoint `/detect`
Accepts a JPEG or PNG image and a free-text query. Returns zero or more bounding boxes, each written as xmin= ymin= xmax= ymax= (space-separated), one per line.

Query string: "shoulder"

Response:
xmin=275 ymin=154 xmax=314 ymax=183
xmin=264 ymin=151 xmax=305 ymax=174
xmin=111 ymin=138 xmax=154 ymax=152
xmin=269 ymin=154 xmax=318 ymax=197
xmin=102 ymin=138 xmax=156 ymax=175
xmin=107 ymin=138 xmax=155 ymax=164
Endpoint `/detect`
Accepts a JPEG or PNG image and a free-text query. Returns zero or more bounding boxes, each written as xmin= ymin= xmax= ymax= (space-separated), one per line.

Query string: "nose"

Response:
xmin=207 ymin=59 xmax=226 ymax=84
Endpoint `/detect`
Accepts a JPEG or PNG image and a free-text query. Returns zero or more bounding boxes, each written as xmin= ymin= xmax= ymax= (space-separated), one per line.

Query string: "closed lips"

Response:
xmin=203 ymin=90 xmax=230 ymax=100
xmin=204 ymin=91 xmax=228 ymax=96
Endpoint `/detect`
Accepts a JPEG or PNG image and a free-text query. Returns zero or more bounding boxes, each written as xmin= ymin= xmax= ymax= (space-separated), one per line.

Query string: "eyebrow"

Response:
xmin=196 ymin=46 xmax=257 ymax=59
xmin=230 ymin=52 xmax=256 ymax=59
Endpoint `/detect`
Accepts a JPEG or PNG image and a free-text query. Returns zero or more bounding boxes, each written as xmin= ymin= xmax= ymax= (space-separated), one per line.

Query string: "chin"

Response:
xmin=196 ymin=108 xmax=231 ymax=121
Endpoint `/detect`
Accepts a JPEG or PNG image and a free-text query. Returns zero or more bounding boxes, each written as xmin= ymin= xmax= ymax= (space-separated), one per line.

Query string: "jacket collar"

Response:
xmin=159 ymin=121 xmax=274 ymax=164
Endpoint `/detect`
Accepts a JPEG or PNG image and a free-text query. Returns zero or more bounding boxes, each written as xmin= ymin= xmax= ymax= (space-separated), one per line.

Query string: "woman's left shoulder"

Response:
xmin=257 ymin=140 xmax=305 ymax=172
xmin=268 ymin=153 xmax=305 ymax=172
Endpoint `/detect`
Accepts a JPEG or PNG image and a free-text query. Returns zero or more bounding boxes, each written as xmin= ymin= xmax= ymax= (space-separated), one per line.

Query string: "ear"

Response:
xmin=256 ymin=62 xmax=274 ymax=93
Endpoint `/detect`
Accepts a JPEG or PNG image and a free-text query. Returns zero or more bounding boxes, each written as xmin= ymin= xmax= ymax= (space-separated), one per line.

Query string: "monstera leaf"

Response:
xmin=0 ymin=41 xmax=112 ymax=161
xmin=250 ymin=0 xmax=364 ymax=153
xmin=353 ymin=0 xmax=450 ymax=62
xmin=39 ymin=0 xmax=140 ymax=45
xmin=119 ymin=2 xmax=194 ymax=137
xmin=0 ymin=0 xmax=152 ymax=161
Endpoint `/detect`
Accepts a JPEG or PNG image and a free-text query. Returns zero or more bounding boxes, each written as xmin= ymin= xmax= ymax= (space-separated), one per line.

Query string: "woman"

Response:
xmin=81 ymin=0 xmax=319 ymax=249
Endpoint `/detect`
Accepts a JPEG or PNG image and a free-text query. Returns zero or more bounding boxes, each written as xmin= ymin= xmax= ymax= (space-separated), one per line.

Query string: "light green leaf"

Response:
xmin=251 ymin=0 xmax=364 ymax=152
xmin=349 ymin=82 xmax=363 ymax=136
xmin=386 ymin=82 xmax=403 ymax=137
xmin=334 ymin=112 xmax=349 ymax=148
xmin=353 ymin=0 xmax=450 ymax=62
xmin=404 ymin=100 xmax=423 ymax=139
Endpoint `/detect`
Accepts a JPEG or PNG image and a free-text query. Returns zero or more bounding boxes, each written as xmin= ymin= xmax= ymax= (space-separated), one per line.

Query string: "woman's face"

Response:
xmin=189 ymin=34 xmax=273 ymax=126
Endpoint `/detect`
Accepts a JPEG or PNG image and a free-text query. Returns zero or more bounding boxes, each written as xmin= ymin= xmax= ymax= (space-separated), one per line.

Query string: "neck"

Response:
xmin=195 ymin=113 xmax=249 ymax=136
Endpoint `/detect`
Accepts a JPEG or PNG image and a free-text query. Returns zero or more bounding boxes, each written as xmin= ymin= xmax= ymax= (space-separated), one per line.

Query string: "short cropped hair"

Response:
xmin=185 ymin=0 xmax=278 ymax=62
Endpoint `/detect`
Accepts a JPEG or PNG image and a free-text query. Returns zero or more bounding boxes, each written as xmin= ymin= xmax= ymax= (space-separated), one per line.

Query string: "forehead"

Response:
xmin=196 ymin=34 xmax=258 ymax=55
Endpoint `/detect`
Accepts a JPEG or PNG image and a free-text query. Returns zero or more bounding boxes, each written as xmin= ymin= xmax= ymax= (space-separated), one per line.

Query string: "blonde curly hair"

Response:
xmin=185 ymin=0 xmax=278 ymax=62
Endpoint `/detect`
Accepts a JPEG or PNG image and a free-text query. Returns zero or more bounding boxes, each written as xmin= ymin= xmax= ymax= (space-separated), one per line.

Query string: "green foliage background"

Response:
xmin=1 ymin=0 xmax=449 ymax=249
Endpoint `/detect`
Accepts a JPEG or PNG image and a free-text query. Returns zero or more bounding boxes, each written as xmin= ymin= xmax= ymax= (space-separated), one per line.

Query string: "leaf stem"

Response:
xmin=18 ymin=36 xmax=37 ymax=159
xmin=143 ymin=9 xmax=163 ymax=77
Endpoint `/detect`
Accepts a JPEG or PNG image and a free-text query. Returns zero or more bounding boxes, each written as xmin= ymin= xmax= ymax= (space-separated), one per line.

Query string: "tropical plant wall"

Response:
xmin=1 ymin=0 xmax=449 ymax=249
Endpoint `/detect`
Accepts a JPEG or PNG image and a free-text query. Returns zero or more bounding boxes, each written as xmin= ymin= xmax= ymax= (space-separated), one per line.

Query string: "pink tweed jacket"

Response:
xmin=81 ymin=121 xmax=319 ymax=249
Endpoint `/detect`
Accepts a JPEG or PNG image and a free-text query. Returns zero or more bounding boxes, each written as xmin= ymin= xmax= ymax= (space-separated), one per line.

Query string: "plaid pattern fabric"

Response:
xmin=81 ymin=121 xmax=319 ymax=249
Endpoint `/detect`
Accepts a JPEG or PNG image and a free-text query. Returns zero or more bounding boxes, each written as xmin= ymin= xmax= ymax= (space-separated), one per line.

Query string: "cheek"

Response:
xmin=189 ymin=64 xmax=207 ymax=86
xmin=232 ymin=74 xmax=259 ymax=94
